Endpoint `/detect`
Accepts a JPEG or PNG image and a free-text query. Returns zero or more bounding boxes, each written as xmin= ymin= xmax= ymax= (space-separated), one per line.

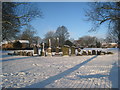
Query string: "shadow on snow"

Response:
xmin=2 ymin=55 xmax=15 ymax=58
xmin=25 ymin=55 xmax=98 ymax=88
xmin=76 ymin=74 xmax=108 ymax=79
xmin=1 ymin=56 xmax=34 ymax=62
xmin=109 ymin=62 xmax=118 ymax=88
xmin=74 ymin=62 xmax=118 ymax=88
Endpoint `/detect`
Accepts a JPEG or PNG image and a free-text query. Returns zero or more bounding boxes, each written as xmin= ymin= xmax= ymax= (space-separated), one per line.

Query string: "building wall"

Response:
xmin=2 ymin=43 xmax=13 ymax=49
xmin=2 ymin=43 xmax=30 ymax=49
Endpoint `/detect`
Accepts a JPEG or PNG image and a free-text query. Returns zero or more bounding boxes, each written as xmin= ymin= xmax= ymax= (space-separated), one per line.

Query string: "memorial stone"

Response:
xmin=13 ymin=51 xmax=18 ymax=55
xmin=71 ymin=46 xmax=75 ymax=56
xmin=17 ymin=51 xmax=20 ymax=55
xmin=41 ymin=43 xmax=45 ymax=56
xmin=20 ymin=51 xmax=23 ymax=56
xmin=27 ymin=52 xmax=33 ymax=56
xmin=82 ymin=50 xmax=87 ymax=55
xmin=77 ymin=48 xmax=82 ymax=56
xmin=22 ymin=51 xmax=24 ymax=56
xmin=107 ymin=51 xmax=113 ymax=54
xmin=47 ymin=39 xmax=52 ymax=56
xmin=23 ymin=51 xmax=25 ymax=56
xmin=62 ymin=45 xmax=70 ymax=56
xmin=92 ymin=50 xmax=96 ymax=55
xmin=97 ymin=50 xmax=101 ymax=55
xmin=88 ymin=50 xmax=92 ymax=55
xmin=55 ymin=38 xmax=60 ymax=55
xmin=101 ymin=51 xmax=106 ymax=55
xmin=33 ymin=45 xmax=39 ymax=54
xmin=23 ymin=51 xmax=27 ymax=56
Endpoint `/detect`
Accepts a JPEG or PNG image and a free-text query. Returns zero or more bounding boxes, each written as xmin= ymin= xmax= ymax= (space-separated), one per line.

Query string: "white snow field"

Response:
xmin=0 ymin=48 xmax=119 ymax=88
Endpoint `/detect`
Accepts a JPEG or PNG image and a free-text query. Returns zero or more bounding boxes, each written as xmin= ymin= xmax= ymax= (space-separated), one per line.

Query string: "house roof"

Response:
xmin=18 ymin=40 xmax=29 ymax=43
xmin=109 ymin=43 xmax=117 ymax=45
xmin=1 ymin=40 xmax=29 ymax=45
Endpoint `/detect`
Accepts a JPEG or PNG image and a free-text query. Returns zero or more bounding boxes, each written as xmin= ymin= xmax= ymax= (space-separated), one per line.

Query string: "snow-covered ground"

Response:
xmin=0 ymin=48 xmax=119 ymax=88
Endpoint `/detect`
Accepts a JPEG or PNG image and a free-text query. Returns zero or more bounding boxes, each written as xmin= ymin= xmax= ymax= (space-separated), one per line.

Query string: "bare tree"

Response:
xmin=2 ymin=2 xmax=42 ymax=41
xmin=85 ymin=2 xmax=120 ymax=44
xmin=54 ymin=26 xmax=70 ymax=46
xmin=33 ymin=36 xmax=41 ymax=45
xmin=44 ymin=31 xmax=56 ymax=47
xmin=19 ymin=25 xmax=36 ymax=44
xmin=76 ymin=36 xmax=97 ymax=47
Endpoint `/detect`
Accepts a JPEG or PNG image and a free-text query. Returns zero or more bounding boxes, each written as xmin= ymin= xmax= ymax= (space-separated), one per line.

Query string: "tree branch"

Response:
xmin=2 ymin=21 xmax=27 ymax=27
xmin=98 ymin=7 xmax=120 ymax=11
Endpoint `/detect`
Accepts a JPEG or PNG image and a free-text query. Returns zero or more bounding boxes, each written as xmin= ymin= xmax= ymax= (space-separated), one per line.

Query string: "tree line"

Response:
xmin=14 ymin=24 xmax=113 ymax=49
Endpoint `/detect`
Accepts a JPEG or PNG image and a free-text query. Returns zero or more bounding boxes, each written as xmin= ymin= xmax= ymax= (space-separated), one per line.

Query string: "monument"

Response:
xmin=23 ymin=51 xmax=27 ymax=56
xmin=47 ymin=39 xmax=52 ymax=56
xmin=88 ymin=50 xmax=92 ymax=55
xmin=82 ymin=50 xmax=88 ymax=55
xmin=41 ymin=43 xmax=45 ymax=56
xmin=20 ymin=51 xmax=23 ymax=56
xmin=33 ymin=45 xmax=39 ymax=55
xmin=55 ymin=38 xmax=60 ymax=55
xmin=71 ymin=46 xmax=75 ymax=56
xmin=62 ymin=45 xmax=70 ymax=56
xmin=92 ymin=50 xmax=96 ymax=55
xmin=27 ymin=52 xmax=33 ymax=56
xmin=77 ymin=48 xmax=82 ymax=56
xmin=97 ymin=50 xmax=101 ymax=55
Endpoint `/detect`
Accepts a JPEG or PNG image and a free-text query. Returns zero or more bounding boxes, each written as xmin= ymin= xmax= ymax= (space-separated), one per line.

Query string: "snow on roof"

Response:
xmin=64 ymin=45 xmax=70 ymax=47
xmin=18 ymin=40 xmax=29 ymax=43
xmin=1 ymin=41 xmax=8 ymax=44
xmin=109 ymin=43 xmax=117 ymax=45
xmin=1 ymin=40 xmax=29 ymax=44
xmin=102 ymin=43 xmax=107 ymax=45
xmin=102 ymin=43 xmax=117 ymax=45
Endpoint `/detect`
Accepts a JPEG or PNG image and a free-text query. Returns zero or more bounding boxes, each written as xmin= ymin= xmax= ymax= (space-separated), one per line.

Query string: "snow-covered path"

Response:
xmin=1 ymin=48 xmax=119 ymax=88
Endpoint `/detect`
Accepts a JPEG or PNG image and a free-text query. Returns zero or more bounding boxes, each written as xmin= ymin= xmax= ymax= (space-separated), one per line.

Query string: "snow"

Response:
xmin=18 ymin=40 xmax=29 ymax=44
xmin=0 ymin=48 xmax=119 ymax=88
